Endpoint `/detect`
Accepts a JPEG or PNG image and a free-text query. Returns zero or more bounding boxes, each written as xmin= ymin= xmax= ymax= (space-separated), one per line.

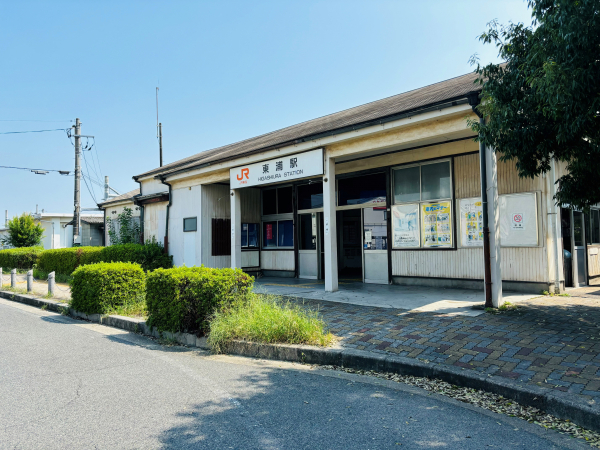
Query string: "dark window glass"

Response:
xmin=262 ymin=189 xmax=277 ymax=215
xmin=585 ymin=213 xmax=591 ymax=245
xmin=299 ymin=214 xmax=316 ymax=250
xmin=277 ymin=186 xmax=293 ymax=214
xmin=574 ymin=211 xmax=584 ymax=246
xmin=248 ymin=223 xmax=259 ymax=248
xmin=241 ymin=223 xmax=248 ymax=247
xmin=421 ymin=161 xmax=451 ymax=200
xmin=278 ymin=220 xmax=294 ymax=247
xmin=183 ymin=217 xmax=197 ymax=232
xmin=211 ymin=218 xmax=231 ymax=256
xmin=593 ymin=210 xmax=600 ymax=244
xmin=263 ymin=221 xmax=277 ymax=248
xmin=298 ymin=183 xmax=323 ymax=210
xmin=393 ymin=166 xmax=420 ymax=203
xmin=338 ymin=173 xmax=387 ymax=206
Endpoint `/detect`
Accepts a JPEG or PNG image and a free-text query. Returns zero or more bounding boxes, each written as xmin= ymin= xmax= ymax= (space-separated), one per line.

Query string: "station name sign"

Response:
xmin=230 ymin=148 xmax=324 ymax=188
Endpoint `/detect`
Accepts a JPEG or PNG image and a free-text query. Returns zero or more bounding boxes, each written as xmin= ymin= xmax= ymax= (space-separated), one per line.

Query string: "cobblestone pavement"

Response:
xmin=295 ymin=286 xmax=600 ymax=405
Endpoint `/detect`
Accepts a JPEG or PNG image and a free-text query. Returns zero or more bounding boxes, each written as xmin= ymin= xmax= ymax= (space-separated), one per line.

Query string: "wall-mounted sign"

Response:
xmin=230 ymin=148 xmax=324 ymax=189
xmin=459 ymin=198 xmax=483 ymax=247
xmin=421 ymin=201 xmax=452 ymax=248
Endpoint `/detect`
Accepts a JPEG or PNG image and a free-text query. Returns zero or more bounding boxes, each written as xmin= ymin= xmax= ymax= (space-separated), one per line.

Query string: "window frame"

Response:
xmin=261 ymin=185 xmax=295 ymax=250
xmin=391 ymin=158 xmax=454 ymax=250
xmin=241 ymin=222 xmax=260 ymax=250
xmin=183 ymin=217 xmax=197 ymax=232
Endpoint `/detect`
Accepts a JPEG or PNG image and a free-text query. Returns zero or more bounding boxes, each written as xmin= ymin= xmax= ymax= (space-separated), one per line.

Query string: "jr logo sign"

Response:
xmin=236 ymin=168 xmax=249 ymax=181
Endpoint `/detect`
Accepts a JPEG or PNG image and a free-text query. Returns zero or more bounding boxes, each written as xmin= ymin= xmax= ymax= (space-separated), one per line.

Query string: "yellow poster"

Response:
xmin=421 ymin=201 xmax=452 ymax=248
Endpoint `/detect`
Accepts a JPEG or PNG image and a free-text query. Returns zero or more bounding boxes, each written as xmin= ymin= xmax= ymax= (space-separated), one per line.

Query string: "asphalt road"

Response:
xmin=0 ymin=298 xmax=588 ymax=450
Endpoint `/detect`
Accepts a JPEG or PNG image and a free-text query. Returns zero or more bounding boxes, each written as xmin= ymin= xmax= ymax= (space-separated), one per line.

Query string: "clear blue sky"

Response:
xmin=0 ymin=0 xmax=532 ymax=218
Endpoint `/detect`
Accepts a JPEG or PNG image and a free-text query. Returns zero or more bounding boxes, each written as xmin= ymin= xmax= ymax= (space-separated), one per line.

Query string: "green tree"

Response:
xmin=1 ymin=213 xmax=44 ymax=248
xmin=106 ymin=207 xmax=141 ymax=245
xmin=470 ymin=0 xmax=600 ymax=210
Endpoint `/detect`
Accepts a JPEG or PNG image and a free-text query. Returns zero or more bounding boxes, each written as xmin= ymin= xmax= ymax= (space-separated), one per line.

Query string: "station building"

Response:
xmin=132 ymin=71 xmax=600 ymax=305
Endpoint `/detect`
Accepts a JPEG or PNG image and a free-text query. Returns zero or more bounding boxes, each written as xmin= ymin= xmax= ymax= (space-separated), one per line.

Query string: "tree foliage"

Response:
xmin=471 ymin=0 xmax=600 ymax=210
xmin=0 ymin=213 xmax=44 ymax=248
xmin=106 ymin=207 xmax=141 ymax=245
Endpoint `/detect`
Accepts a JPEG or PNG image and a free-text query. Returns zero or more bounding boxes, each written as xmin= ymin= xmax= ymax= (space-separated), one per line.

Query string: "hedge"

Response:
xmin=70 ymin=262 xmax=146 ymax=314
xmin=37 ymin=247 xmax=103 ymax=276
xmin=100 ymin=243 xmax=173 ymax=271
xmin=146 ymin=266 xmax=254 ymax=335
xmin=0 ymin=247 xmax=44 ymax=270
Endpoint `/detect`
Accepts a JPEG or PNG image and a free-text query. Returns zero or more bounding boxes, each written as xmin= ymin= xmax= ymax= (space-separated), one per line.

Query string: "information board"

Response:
xmin=421 ymin=201 xmax=452 ymax=248
xmin=459 ymin=198 xmax=483 ymax=247
xmin=391 ymin=204 xmax=420 ymax=248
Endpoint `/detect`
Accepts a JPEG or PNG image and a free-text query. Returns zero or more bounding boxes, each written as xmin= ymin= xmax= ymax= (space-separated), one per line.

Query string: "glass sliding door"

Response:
xmin=362 ymin=207 xmax=389 ymax=284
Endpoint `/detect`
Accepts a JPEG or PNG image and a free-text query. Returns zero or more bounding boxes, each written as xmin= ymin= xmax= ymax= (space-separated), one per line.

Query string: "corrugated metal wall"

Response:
xmin=201 ymin=184 xmax=231 ymax=269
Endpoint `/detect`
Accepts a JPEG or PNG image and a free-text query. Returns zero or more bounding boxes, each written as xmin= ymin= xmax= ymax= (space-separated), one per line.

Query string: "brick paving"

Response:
xmin=296 ymin=286 xmax=600 ymax=404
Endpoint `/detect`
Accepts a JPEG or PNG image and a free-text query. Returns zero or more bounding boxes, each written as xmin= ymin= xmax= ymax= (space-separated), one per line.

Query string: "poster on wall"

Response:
xmin=421 ymin=201 xmax=452 ymax=248
xmin=499 ymin=193 xmax=538 ymax=246
xmin=392 ymin=204 xmax=419 ymax=248
xmin=459 ymin=198 xmax=483 ymax=247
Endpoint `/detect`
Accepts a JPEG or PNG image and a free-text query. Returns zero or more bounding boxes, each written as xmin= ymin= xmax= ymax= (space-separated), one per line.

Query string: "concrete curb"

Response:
xmin=2 ymin=289 xmax=599 ymax=433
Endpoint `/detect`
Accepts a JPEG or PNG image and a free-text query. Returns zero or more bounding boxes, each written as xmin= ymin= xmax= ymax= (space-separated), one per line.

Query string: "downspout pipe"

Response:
xmin=468 ymin=93 xmax=493 ymax=308
xmin=133 ymin=179 xmax=145 ymax=244
xmin=159 ymin=176 xmax=173 ymax=254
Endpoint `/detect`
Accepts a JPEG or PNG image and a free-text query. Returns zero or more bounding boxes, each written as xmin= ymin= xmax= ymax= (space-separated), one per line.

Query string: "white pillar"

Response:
xmin=230 ymin=189 xmax=242 ymax=269
xmin=323 ymin=152 xmax=338 ymax=292
xmin=546 ymin=161 xmax=564 ymax=293
xmin=486 ymin=146 xmax=502 ymax=307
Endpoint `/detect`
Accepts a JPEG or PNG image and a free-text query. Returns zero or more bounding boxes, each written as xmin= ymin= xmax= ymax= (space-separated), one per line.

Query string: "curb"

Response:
xmin=2 ymin=289 xmax=599 ymax=433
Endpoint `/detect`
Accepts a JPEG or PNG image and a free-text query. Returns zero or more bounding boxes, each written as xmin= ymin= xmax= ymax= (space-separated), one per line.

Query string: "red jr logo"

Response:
xmin=237 ymin=168 xmax=249 ymax=181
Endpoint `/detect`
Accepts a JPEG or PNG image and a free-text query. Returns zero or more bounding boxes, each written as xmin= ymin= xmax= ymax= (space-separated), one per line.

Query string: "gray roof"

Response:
xmin=64 ymin=215 xmax=105 ymax=226
xmin=97 ymin=189 xmax=140 ymax=207
xmin=134 ymin=70 xmax=481 ymax=180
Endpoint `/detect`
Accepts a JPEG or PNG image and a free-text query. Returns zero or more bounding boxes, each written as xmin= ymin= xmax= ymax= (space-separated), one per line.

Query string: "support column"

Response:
xmin=546 ymin=160 xmax=564 ymax=293
xmin=230 ymin=188 xmax=242 ymax=269
xmin=323 ymin=152 xmax=338 ymax=292
xmin=486 ymin=146 xmax=503 ymax=307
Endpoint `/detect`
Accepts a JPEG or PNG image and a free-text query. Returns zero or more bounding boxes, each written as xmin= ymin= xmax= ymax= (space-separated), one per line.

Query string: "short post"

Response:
xmin=48 ymin=271 xmax=55 ymax=297
xmin=11 ymin=269 xmax=16 ymax=288
xmin=0 ymin=268 xmax=3 ymax=287
xmin=27 ymin=270 xmax=33 ymax=293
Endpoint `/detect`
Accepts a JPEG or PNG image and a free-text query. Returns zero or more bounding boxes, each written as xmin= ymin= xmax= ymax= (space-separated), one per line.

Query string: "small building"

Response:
xmin=97 ymin=189 xmax=141 ymax=245
xmin=131 ymin=70 xmax=597 ymax=303
xmin=55 ymin=214 xmax=105 ymax=248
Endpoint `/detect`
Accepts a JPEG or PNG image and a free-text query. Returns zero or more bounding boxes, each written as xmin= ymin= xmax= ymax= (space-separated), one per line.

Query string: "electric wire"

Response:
xmin=0 ymin=165 xmax=70 ymax=174
xmin=0 ymin=128 xmax=69 ymax=135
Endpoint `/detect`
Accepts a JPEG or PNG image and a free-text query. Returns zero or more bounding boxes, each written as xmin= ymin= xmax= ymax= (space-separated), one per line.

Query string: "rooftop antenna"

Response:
xmin=156 ymin=86 xmax=163 ymax=167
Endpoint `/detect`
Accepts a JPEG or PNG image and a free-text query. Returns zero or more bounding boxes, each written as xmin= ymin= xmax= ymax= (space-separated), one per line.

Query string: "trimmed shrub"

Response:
xmin=146 ymin=266 xmax=254 ymax=335
xmin=100 ymin=242 xmax=173 ymax=271
xmin=0 ymin=246 xmax=44 ymax=270
xmin=37 ymin=247 xmax=103 ymax=276
xmin=70 ymin=262 xmax=146 ymax=314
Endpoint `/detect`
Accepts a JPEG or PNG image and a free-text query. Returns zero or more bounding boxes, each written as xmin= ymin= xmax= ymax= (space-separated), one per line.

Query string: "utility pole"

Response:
xmin=73 ymin=118 xmax=81 ymax=246
xmin=159 ymin=123 xmax=163 ymax=167
xmin=104 ymin=176 xmax=110 ymax=201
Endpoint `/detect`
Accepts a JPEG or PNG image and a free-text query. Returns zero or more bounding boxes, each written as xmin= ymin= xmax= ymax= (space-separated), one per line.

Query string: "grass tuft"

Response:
xmin=104 ymin=294 xmax=148 ymax=319
xmin=208 ymin=294 xmax=334 ymax=353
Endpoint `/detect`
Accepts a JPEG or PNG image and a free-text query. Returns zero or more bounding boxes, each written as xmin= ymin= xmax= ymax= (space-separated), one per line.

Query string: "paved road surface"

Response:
xmin=0 ymin=298 xmax=587 ymax=449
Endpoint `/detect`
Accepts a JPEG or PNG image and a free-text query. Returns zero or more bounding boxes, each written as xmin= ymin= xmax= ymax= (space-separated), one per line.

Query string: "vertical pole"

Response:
xmin=570 ymin=209 xmax=578 ymax=288
xmin=73 ymin=118 xmax=81 ymax=246
xmin=48 ymin=271 xmax=55 ymax=297
xmin=323 ymin=152 xmax=338 ymax=292
xmin=159 ymin=123 xmax=163 ymax=167
xmin=548 ymin=160 xmax=563 ymax=293
xmin=0 ymin=268 xmax=2 ymax=286
xmin=478 ymin=117 xmax=493 ymax=308
xmin=104 ymin=176 xmax=110 ymax=201
xmin=27 ymin=270 xmax=33 ymax=293
xmin=485 ymin=142 xmax=503 ymax=307
xmin=11 ymin=269 xmax=16 ymax=288
xmin=230 ymin=189 xmax=242 ymax=269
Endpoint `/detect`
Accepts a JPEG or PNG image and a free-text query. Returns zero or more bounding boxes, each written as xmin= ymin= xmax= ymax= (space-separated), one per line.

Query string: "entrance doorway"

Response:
xmin=362 ymin=207 xmax=389 ymax=284
xmin=561 ymin=208 xmax=587 ymax=287
xmin=338 ymin=210 xmax=362 ymax=280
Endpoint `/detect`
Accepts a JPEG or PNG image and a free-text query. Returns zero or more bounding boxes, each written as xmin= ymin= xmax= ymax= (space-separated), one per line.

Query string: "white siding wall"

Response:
xmin=103 ymin=201 xmax=140 ymax=245
xmin=391 ymin=153 xmax=550 ymax=283
xmin=261 ymin=251 xmax=295 ymax=271
xmin=169 ymin=185 xmax=202 ymax=267
xmin=141 ymin=178 xmax=169 ymax=196
xmin=144 ymin=203 xmax=167 ymax=246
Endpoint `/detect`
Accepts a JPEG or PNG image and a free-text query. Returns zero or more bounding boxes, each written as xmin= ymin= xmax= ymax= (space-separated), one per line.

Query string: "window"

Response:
xmin=299 ymin=214 xmax=317 ymax=250
xmin=262 ymin=220 xmax=294 ymax=249
xmin=211 ymin=218 xmax=231 ymax=256
xmin=262 ymin=186 xmax=292 ymax=215
xmin=241 ymin=223 xmax=259 ymax=249
xmin=392 ymin=159 xmax=453 ymax=249
xmin=338 ymin=173 xmax=387 ymax=206
xmin=298 ymin=182 xmax=323 ymax=210
xmin=183 ymin=217 xmax=197 ymax=232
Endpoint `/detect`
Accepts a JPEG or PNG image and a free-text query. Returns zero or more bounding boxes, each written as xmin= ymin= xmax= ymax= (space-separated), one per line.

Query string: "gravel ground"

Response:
xmin=318 ymin=365 xmax=600 ymax=448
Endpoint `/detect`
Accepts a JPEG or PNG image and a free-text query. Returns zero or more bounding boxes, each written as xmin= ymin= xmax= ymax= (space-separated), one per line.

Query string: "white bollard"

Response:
xmin=27 ymin=270 xmax=33 ymax=293
xmin=11 ymin=269 xmax=16 ymax=288
xmin=0 ymin=268 xmax=2 ymax=287
xmin=48 ymin=272 xmax=55 ymax=297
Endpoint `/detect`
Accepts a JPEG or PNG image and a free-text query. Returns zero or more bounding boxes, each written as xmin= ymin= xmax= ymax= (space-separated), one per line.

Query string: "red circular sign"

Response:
xmin=513 ymin=214 xmax=523 ymax=223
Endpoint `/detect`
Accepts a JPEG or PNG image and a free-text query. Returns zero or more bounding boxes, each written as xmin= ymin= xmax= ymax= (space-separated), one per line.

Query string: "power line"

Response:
xmin=0 ymin=120 xmax=73 ymax=123
xmin=0 ymin=165 xmax=70 ymax=175
xmin=0 ymin=128 xmax=69 ymax=135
